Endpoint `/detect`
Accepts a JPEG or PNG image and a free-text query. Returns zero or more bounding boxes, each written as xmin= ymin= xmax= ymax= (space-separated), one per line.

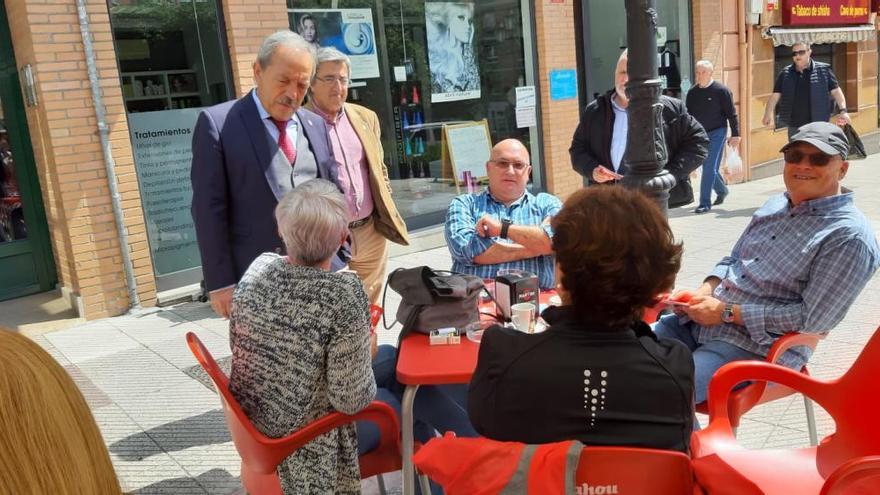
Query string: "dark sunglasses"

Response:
xmin=783 ymin=149 xmax=833 ymax=166
xmin=792 ymin=49 xmax=808 ymax=57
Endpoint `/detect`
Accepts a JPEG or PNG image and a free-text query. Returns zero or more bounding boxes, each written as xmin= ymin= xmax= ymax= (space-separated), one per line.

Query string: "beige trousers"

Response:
xmin=349 ymin=217 xmax=389 ymax=304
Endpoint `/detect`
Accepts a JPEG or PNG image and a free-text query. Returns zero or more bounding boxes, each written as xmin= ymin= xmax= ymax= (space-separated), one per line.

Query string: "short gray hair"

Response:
xmin=275 ymin=179 xmax=349 ymax=266
xmin=314 ymin=47 xmax=352 ymax=81
xmin=257 ymin=30 xmax=317 ymax=77
xmin=695 ymin=60 xmax=714 ymax=72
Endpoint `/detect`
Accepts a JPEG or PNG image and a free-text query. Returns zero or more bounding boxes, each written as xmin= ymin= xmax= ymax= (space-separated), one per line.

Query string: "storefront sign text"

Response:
xmin=782 ymin=0 xmax=871 ymax=25
xmin=130 ymin=109 xmax=202 ymax=277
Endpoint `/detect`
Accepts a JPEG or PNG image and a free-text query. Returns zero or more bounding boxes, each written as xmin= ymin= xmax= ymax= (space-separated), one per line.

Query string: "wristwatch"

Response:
xmin=721 ymin=303 xmax=735 ymax=324
xmin=500 ymin=219 xmax=512 ymax=239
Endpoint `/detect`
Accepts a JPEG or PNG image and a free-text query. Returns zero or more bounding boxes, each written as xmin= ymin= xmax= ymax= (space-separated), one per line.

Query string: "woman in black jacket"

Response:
xmin=468 ymin=186 xmax=695 ymax=453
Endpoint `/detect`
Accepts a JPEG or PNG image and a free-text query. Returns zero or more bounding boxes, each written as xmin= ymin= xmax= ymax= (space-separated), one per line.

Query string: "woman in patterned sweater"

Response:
xmin=228 ymin=179 xmax=376 ymax=494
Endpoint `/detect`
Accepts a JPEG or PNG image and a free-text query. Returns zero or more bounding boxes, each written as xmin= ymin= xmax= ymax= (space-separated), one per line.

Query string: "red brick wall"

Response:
xmin=5 ymin=0 xmax=156 ymax=318
xmin=222 ymin=0 xmax=288 ymax=97
xmin=534 ymin=0 xmax=582 ymax=201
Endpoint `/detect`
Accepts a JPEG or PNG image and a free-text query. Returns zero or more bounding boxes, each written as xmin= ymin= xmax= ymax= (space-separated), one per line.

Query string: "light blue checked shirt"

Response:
xmin=695 ymin=190 xmax=880 ymax=369
xmin=445 ymin=188 xmax=562 ymax=289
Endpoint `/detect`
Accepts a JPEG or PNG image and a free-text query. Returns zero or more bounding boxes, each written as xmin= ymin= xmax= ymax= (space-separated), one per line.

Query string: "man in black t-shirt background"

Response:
xmin=762 ymin=42 xmax=850 ymax=139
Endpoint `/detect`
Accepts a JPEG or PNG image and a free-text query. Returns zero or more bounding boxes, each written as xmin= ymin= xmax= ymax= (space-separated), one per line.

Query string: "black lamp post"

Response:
xmin=621 ymin=0 xmax=675 ymax=216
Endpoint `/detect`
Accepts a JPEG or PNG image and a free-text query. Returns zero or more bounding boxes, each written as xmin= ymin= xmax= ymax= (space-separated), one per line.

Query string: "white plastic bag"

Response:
xmin=723 ymin=145 xmax=743 ymax=183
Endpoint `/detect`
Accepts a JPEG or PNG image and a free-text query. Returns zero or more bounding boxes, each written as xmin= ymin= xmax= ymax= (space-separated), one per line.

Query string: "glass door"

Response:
xmin=0 ymin=1 xmax=56 ymax=301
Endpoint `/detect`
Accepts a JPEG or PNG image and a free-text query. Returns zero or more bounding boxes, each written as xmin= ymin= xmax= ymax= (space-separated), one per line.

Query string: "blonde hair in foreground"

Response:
xmin=0 ymin=331 xmax=121 ymax=494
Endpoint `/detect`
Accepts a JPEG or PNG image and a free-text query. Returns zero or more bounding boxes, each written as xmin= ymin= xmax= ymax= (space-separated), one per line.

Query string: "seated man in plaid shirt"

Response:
xmin=444 ymin=139 xmax=562 ymax=289
xmin=655 ymin=122 xmax=880 ymax=404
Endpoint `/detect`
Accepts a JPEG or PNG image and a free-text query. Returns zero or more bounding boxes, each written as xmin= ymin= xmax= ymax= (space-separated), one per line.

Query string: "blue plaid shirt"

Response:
xmin=694 ymin=190 xmax=880 ymax=369
xmin=445 ymin=188 xmax=562 ymax=289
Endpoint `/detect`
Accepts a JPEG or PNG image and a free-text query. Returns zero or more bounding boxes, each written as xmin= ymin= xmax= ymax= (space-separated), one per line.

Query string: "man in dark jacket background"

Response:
xmin=569 ymin=50 xmax=708 ymax=208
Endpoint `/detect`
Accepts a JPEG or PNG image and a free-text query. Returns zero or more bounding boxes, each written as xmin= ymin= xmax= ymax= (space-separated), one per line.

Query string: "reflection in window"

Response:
xmin=108 ymin=0 xmax=232 ymax=113
xmin=290 ymin=0 xmax=533 ymax=229
xmin=0 ymin=116 xmax=27 ymax=242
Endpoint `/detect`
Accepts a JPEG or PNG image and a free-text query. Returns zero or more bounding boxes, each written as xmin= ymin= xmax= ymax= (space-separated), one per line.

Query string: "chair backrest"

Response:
xmin=818 ymin=325 xmax=880 ymax=457
xmin=820 ymin=456 xmax=880 ymax=495
xmin=575 ymin=446 xmax=695 ymax=494
xmin=185 ymin=332 xmax=288 ymax=474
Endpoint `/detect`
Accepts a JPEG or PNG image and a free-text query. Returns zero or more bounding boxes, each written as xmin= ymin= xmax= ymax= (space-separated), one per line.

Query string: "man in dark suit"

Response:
xmin=191 ymin=30 xmax=344 ymax=317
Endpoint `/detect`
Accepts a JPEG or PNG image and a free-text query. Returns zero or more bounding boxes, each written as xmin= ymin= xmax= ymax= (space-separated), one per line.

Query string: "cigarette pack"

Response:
xmin=429 ymin=328 xmax=461 ymax=345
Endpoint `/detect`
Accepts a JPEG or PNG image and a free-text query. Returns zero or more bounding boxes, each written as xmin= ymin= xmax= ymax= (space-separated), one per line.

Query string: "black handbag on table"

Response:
xmin=382 ymin=266 xmax=484 ymax=340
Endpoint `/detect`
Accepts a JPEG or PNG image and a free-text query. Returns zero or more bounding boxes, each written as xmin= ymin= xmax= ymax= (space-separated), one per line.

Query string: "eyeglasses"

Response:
xmin=315 ymin=75 xmax=350 ymax=86
xmin=490 ymin=159 xmax=529 ymax=171
xmin=792 ymin=49 xmax=808 ymax=57
xmin=783 ymin=149 xmax=833 ymax=166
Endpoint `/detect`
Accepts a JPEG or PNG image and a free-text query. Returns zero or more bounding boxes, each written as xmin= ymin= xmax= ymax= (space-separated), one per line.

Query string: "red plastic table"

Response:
xmin=395 ymin=289 xmax=556 ymax=494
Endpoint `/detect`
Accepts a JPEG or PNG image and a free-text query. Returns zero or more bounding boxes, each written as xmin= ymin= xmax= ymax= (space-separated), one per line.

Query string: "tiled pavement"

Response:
xmin=19 ymin=155 xmax=880 ymax=494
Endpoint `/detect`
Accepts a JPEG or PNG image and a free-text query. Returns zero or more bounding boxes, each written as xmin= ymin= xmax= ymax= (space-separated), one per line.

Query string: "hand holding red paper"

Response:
xmin=681 ymin=295 xmax=726 ymax=326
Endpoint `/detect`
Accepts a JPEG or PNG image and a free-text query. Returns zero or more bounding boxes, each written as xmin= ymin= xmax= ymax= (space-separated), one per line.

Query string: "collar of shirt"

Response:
xmin=251 ymin=90 xmax=299 ymax=139
xmin=311 ymin=104 xmax=346 ymax=126
xmin=485 ymin=187 xmax=530 ymax=209
xmin=795 ymin=59 xmax=814 ymax=74
xmin=610 ymin=95 xmax=627 ymax=113
xmin=764 ymin=189 xmax=855 ymax=218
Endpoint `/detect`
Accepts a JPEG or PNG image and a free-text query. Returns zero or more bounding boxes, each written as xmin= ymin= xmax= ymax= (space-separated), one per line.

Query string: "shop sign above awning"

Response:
xmin=762 ymin=24 xmax=877 ymax=46
xmin=780 ymin=0 xmax=871 ymax=26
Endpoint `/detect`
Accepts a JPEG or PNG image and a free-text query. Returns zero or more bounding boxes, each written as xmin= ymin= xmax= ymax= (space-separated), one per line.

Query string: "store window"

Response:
xmin=288 ymin=0 xmax=540 ymax=230
xmin=580 ymin=0 xmax=693 ymax=103
xmin=108 ymin=0 xmax=234 ymax=291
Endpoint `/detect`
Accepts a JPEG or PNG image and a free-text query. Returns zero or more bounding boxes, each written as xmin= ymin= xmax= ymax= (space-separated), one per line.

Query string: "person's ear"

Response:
xmin=839 ymin=160 xmax=849 ymax=180
xmin=252 ymin=61 xmax=262 ymax=84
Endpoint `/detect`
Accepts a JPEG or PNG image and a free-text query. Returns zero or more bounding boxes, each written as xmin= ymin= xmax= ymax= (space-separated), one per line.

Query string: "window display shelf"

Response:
xmin=121 ymin=70 xmax=202 ymax=112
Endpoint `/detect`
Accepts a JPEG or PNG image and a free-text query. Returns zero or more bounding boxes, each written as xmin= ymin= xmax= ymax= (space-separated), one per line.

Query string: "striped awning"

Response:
xmin=762 ymin=24 xmax=877 ymax=46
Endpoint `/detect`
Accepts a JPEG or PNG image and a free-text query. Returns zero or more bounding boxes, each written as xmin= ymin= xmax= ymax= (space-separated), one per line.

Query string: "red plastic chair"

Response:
xmin=413 ymin=434 xmax=698 ymax=495
xmin=576 ymin=446 xmax=700 ymax=494
xmin=696 ymin=332 xmax=822 ymax=445
xmin=369 ymin=304 xmax=383 ymax=331
xmin=820 ymin=456 xmax=880 ymax=495
xmin=691 ymin=325 xmax=880 ymax=495
xmin=186 ymin=332 xmax=402 ymax=495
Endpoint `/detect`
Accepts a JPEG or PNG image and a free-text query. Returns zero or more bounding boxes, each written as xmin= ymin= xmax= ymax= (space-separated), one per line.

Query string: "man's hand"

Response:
xmin=727 ymin=136 xmax=741 ymax=149
xmin=476 ymin=214 xmax=502 ymax=238
xmin=761 ymin=114 xmax=774 ymax=129
xmin=591 ymin=165 xmax=623 ymax=183
xmin=210 ymin=287 xmax=234 ymax=318
xmin=683 ymin=295 xmax=725 ymax=326
xmin=837 ymin=111 xmax=852 ymax=126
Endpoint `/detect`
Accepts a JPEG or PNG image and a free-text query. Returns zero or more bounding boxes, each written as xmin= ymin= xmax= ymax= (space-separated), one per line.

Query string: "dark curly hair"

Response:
xmin=551 ymin=186 xmax=683 ymax=327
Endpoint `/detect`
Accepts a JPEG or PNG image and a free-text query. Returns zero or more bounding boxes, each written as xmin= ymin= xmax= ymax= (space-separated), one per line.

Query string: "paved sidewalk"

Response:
xmin=22 ymin=155 xmax=880 ymax=494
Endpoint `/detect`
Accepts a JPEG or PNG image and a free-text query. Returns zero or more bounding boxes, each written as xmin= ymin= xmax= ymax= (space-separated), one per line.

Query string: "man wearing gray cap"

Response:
xmin=653 ymin=121 xmax=880 ymax=406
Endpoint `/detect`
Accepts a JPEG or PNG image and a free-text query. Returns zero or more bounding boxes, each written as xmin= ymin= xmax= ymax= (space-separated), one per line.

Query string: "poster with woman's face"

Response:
xmin=289 ymin=9 xmax=380 ymax=79
xmin=425 ymin=2 xmax=481 ymax=103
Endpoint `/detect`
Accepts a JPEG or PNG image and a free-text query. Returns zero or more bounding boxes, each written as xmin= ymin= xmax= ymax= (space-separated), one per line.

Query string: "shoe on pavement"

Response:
xmin=713 ymin=193 xmax=727 ymax=206
xmin=695 ymin=206 xmax=711 ymax=214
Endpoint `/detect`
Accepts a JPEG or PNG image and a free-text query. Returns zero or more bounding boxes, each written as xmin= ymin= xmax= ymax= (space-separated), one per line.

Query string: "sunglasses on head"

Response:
xmin=792 ymin=49 xmax=808 ymax=57
xmin=783 ymin=149 xmax=834 ymax=166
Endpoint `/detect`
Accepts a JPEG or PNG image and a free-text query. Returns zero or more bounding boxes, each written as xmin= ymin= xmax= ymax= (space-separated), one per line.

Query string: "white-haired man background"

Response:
xmin=685 ymin=59 xmax=740 ymax=214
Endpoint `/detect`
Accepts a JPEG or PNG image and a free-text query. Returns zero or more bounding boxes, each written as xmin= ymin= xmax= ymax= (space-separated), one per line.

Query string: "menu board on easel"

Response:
xmin=441 ymin=120 xmax=492 ymax=194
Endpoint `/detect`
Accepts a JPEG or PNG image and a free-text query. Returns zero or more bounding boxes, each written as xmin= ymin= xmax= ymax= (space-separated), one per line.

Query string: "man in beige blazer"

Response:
xmin=306 ymin=47 xmax=409 ymax=303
